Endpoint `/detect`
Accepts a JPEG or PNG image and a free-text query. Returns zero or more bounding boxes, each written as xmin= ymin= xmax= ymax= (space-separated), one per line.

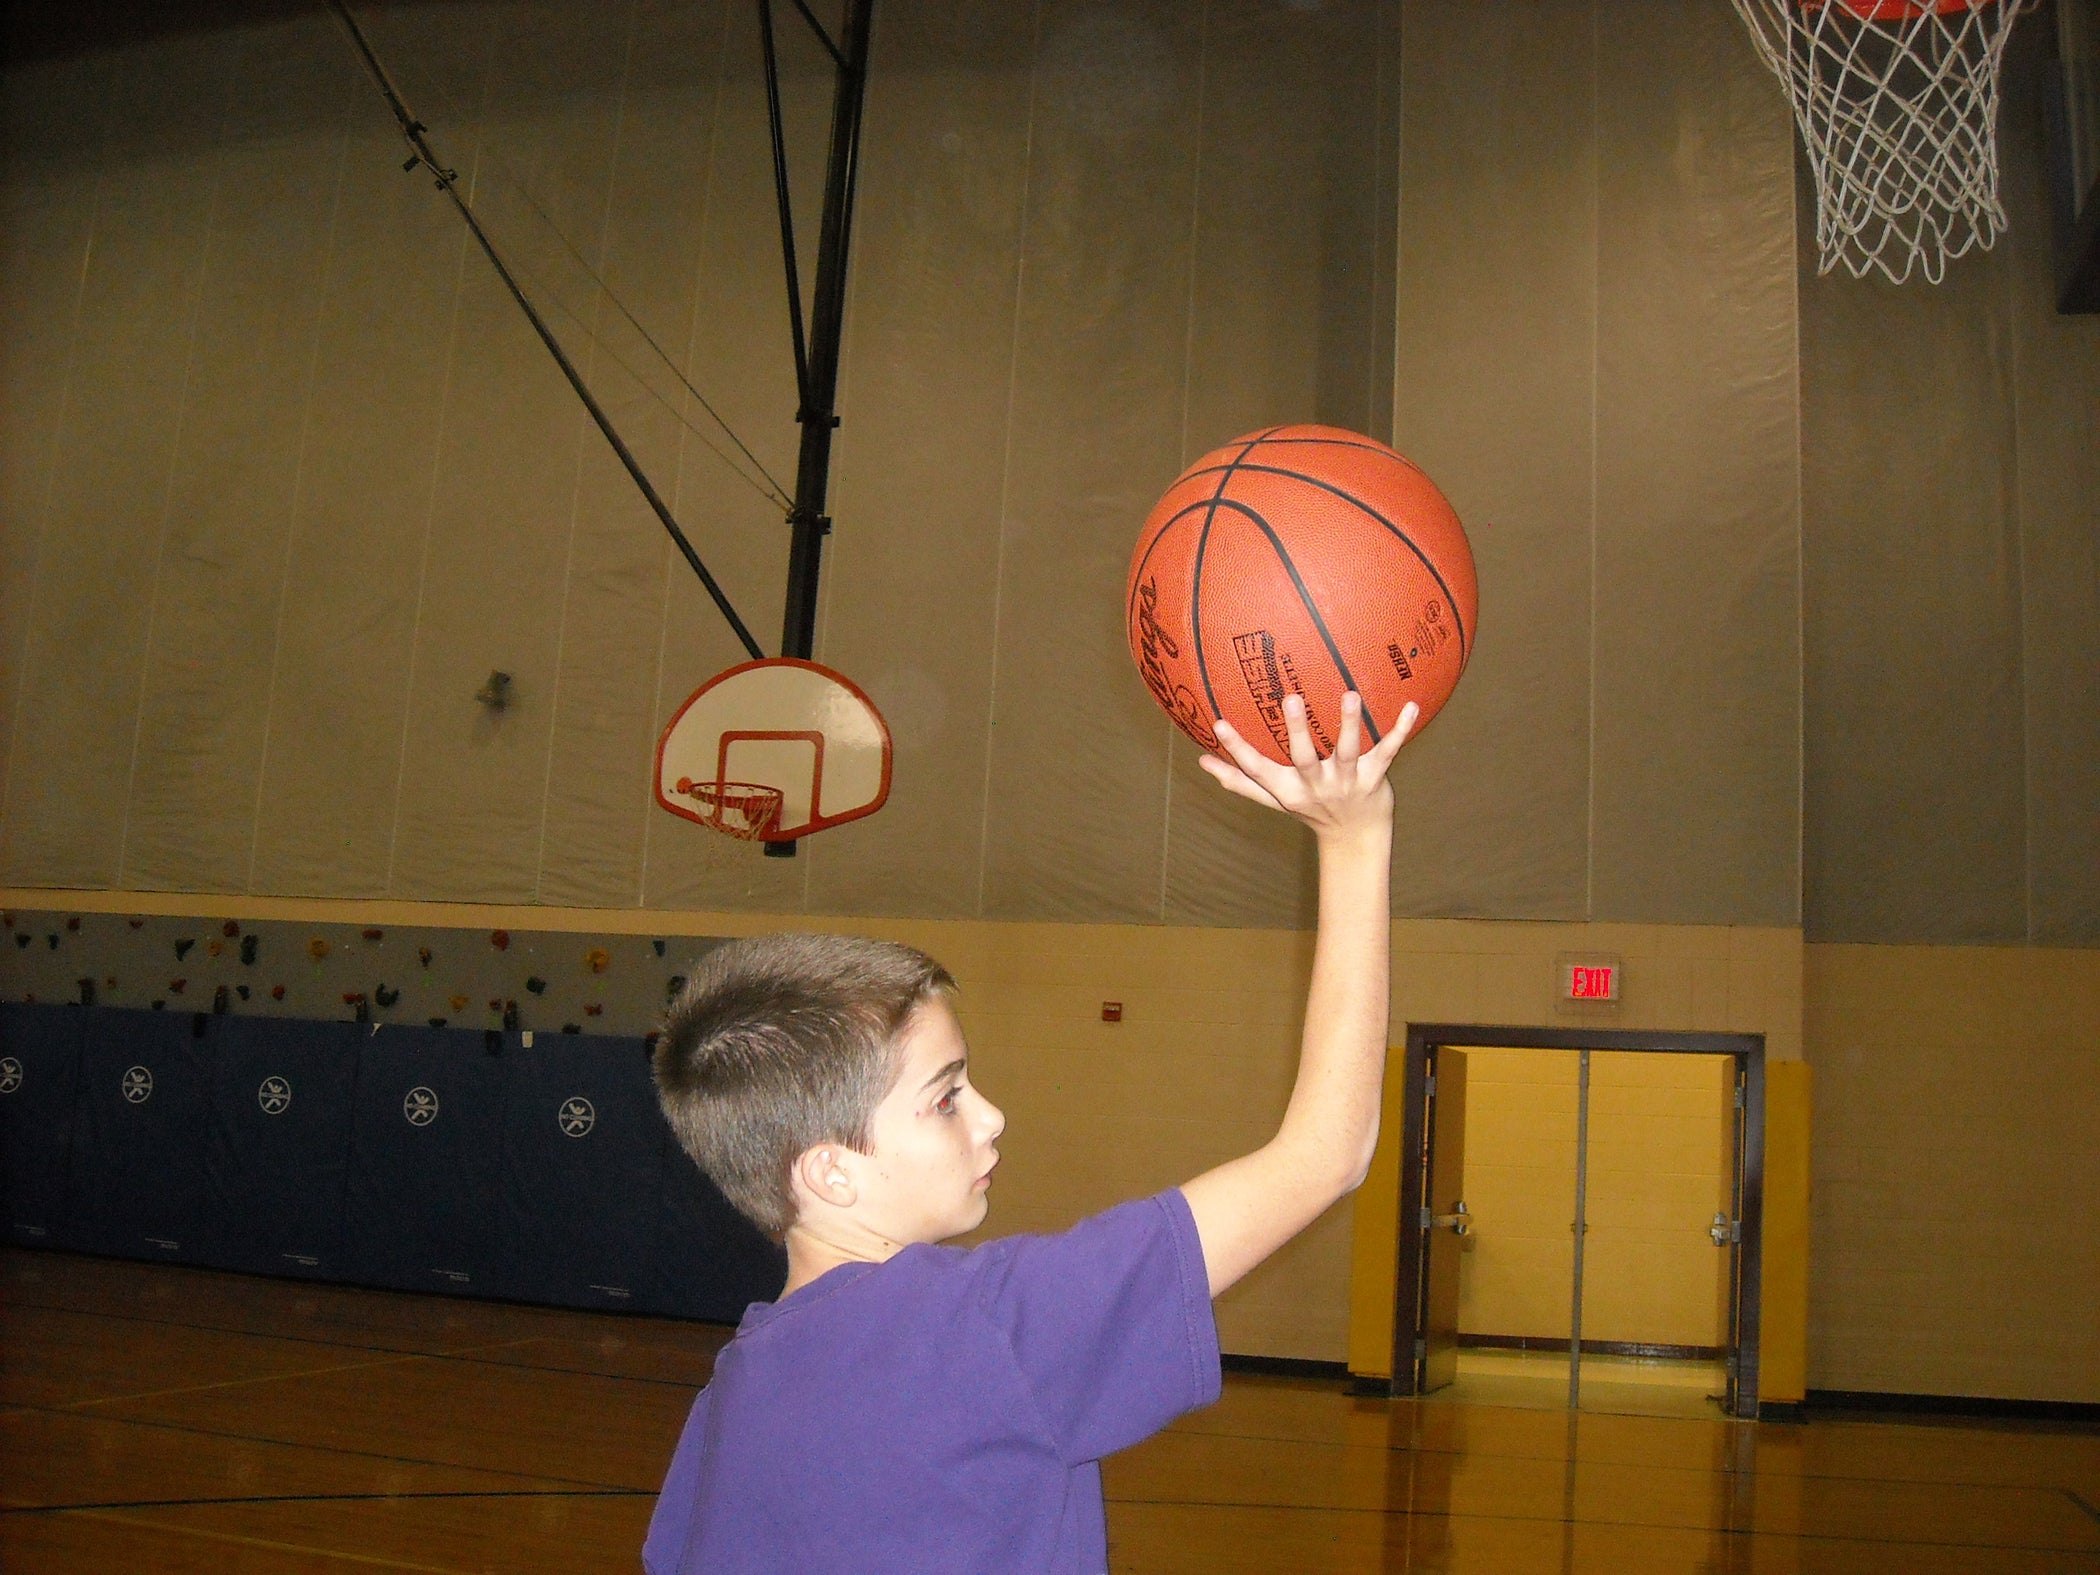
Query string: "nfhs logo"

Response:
xmin=121 ymin=1066 xmax=154 ymax=1104
xmin=0 ymin=1057 xmax=21 ymax=1094
xmin=257 ymin=1076 xmax=292 ymax=1115
xmin=403 ymin=1086 xmax=439 ymax=1127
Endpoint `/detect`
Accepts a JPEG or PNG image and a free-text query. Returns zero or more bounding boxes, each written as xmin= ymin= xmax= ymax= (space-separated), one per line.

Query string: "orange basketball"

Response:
xmin=1126 ymin=424 xmax=1478 ymax=764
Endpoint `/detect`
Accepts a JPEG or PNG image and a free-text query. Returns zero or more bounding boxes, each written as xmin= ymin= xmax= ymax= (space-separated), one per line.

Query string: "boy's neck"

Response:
xmin=779 ymin=1219 xmax=902 ymax=1300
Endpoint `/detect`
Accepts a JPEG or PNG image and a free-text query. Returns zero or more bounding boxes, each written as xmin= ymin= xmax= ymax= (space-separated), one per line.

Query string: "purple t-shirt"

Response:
xmin=643 ymin=1189 xmax=1221 ymax=1574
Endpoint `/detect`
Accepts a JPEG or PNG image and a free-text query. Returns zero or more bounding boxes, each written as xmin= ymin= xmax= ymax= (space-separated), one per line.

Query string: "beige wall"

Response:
xmin=1805 ymin=943 xmax=2100 ymax=1402
xmin=1 ymin=885 xmax=1804 ymax=1363
xmin=1455 ymin=1048 xmax=1734 ymax=1351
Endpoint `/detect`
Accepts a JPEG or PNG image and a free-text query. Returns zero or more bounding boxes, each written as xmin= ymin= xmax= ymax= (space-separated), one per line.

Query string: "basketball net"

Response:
xmin=672 ymin=777 xmax=785 ymax=841
xmin=1729 ymin=0 xmax=2036 ymax=284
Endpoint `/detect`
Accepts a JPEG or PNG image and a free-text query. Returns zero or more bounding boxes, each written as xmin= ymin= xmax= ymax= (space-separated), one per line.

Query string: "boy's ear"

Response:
xmin=790 ymin=1144 xmax=859 ymax=1211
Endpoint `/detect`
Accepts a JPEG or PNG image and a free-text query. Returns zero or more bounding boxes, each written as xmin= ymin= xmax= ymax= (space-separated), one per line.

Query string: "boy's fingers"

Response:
xmin=1282 ymin=694 xmax=1320 ymax=771
xmin=1333 ymin=692 xmax=1363 ymax=768
xmin=1366 ymin=701 xmax=1419 ymax=773
xmin=1197 ymin=751 xmax=1286 ymax=810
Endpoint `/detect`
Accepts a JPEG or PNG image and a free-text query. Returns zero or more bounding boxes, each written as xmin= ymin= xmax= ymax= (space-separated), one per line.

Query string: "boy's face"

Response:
xmin=855 ymin=995 xmax=1005 ymax=1245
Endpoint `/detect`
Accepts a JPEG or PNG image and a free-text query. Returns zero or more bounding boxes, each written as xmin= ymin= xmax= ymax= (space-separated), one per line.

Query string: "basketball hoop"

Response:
xmin=1730 ymin=0 xmax=2037 ymax=283
xmin=671 ymin=777 xmax=786 ymax=841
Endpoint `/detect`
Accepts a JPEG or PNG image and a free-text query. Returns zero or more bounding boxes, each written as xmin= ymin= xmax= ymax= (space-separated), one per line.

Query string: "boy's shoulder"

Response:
xmin=736 ymin=1189 xmax=1199 ymax=1346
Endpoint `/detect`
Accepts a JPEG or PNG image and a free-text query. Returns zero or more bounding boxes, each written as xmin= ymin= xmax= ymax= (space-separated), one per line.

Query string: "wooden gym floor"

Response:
xmin=4 ymin=1249 xmax=2097 ymax=1573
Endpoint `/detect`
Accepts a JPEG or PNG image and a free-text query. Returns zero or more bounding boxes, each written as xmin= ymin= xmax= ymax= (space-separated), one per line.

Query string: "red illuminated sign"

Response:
xmin=1557 ymin=955 xmax=1623 ymax=1003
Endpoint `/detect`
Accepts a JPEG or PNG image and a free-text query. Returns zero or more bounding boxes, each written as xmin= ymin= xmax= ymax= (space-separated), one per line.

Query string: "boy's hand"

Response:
xmin=1196 ymin=692 xmax=1417 ymax=838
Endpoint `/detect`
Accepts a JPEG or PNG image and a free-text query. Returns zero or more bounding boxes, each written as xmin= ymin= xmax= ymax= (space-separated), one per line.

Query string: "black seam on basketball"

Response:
xmin=1214 ymin=462 xmax=1468 ymax=661
xmin=1195 ymin=435 xmax=1430 ymax=480
xmin=1135 ymin=432 xmax=1282 ymax=622
xmin=1197 ymin=497 xmax=1382 ymax=748
xmin=1240 ymin=433 xmax=1426 ymax=471
xmin=1185 ymin=433 xmax=1270 ymax=732
xmin=1128 ymin=508 xmax=1201 ymax=630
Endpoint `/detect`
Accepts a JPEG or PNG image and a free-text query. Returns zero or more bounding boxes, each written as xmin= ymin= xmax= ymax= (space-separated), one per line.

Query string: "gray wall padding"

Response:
xmin=1801 ymin=23 xmax=2100 ymax=945
xmin=12 ymin=1 xmax=2089 ymax=942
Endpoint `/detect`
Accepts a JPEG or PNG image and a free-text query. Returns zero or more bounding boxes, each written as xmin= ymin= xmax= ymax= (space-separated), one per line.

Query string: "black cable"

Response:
xmin=329 ymin=0 xmax=767 ymax=663
xmin=757 ymin=0 xmax=813 ymax=413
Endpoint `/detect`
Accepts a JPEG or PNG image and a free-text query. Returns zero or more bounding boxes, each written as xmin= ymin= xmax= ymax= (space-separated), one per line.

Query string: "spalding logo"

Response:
xmin=1133 ymin=579 xmax=1217 ymax=750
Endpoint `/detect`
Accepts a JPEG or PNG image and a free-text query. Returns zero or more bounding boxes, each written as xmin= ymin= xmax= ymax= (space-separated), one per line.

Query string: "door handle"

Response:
xmin=1425 ymin=1200 xmax=1470 ymax=1235
xmin=1710 ymin=1212 xmax=1741 ymax=1246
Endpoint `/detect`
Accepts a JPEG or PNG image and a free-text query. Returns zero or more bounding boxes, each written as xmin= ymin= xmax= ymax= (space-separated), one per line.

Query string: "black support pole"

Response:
xmin=763 ymin=0 xmax=874 ymax=859
xmin=777 ymin=0 xmax=873 ymax=664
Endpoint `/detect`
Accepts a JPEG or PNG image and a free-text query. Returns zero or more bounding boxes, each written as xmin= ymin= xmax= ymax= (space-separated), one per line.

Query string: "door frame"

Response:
xmin=1388 ymin=1023 xmax=1767 ymax=1418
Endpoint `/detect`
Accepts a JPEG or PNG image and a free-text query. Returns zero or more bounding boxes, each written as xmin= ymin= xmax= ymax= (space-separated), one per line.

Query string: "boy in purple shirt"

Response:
xmin=645 ymin=692 xmax=1417 ymax=1574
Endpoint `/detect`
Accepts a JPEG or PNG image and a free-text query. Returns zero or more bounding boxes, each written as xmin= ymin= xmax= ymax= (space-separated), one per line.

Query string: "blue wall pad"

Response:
xmin=66 ymin=1009 xmax=214 ymax=1262
xmin=495 ymin=1034 xmax=666 ymax=1311
xmin=7 ymin=1005 xmax=784 ymax=1326
xmin=343 ymin=1025 xmax=511 ymax=1296
xmin=651 ymin=1130 xmax=787 ymax=1321
xmin=203 ymin=1015 xmax=363 ymax=1280
xmin=0 ymin=1003 xmax=85 ymax=1248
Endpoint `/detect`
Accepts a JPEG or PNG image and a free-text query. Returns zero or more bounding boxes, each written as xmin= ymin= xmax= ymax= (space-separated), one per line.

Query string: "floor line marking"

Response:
xmin=1152 ymin=1418 xmax=2098 ymax=1499
xmin=2065 ymin=1489 xmax=2100 ymax=1530
xmin=1 ymin=1488 xmax=649 ymax=1516
xmin=6 ymin=1300 xmax=717 ymax=1390
xmin=0 ymin=1403 xmax=650 ymax=1493
xmin=51 ymin=1338 xmax=542 ymax=1411
xmin=20 ymin=1507 xmax=481 ymax=1573
xmin=1103 ymin=1495 xmax=2100 ymax=1553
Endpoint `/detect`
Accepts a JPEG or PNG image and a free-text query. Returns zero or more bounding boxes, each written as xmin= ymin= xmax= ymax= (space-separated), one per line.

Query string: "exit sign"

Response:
xmin=1558 ymin=955 xmax=1623 ymax=1002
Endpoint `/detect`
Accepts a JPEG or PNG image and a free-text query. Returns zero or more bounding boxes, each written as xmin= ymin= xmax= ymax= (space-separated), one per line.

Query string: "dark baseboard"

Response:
xmin=1802 ymin=1389 xmax=2100 ymax=1427
xmin=1459 ymin=1334 xmax=1724 ymax=1362
xmin=1220 ymin=1353 xmax=1350 ymax=1383
xmin=1757 ymin=1399 xmax=1806 ymax=1423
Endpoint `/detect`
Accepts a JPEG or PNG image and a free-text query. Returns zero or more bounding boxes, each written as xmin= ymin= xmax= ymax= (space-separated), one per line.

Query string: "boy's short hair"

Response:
xmin=653 ymin=932 xmax=956 ymax=1238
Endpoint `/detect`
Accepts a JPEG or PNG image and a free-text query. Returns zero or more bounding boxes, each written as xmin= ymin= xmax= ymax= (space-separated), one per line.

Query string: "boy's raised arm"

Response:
xmin=1178 ymin=691 xmax=1412 ymax=1298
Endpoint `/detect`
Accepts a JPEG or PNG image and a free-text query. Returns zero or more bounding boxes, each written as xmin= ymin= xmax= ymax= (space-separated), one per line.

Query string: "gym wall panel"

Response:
xmin=1163 ymin=0 xmax=1395 ymax=930
xmin=0 ymin=54 xmax=114 ymax=855
xmin=502 ymin=1 xmax=713 ymax=911
xmin=0 ymin=37 xmax=239 ymax=888
xmin=122 ymin=26 xmax=361 ymax=894
xmin=976 ymin=0 xmax=1204 ymax=925
xmin=241 ymin=7 xmax=476 ymax=899
xmin=2001 ymin=35 xmax=2100 ymax=945
xmin=1800 ymin=25 xmax=2100 ymax=947
xmin=802 ymin=0 xmax=1036 ymax=919
xmin=1806 ymin=943 xmax=2100 ymax=1402
xmin=1590 ymin=0 xmax=1801 ymax=928
xmin=1800 ymin=225 xmax=2028 ymax=943
xmin=379 ymin=6 xmax=627 ymax=904
xmin=0 ymin=1003 xmax=84 ymax=1247
xmin=1387 ymin=0 xmax=1594 ymax=923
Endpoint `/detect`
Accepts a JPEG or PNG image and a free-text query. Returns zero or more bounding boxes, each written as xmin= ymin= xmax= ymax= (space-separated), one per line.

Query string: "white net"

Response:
xmin=1730 ymin=0 xmax=2037 ymax=284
